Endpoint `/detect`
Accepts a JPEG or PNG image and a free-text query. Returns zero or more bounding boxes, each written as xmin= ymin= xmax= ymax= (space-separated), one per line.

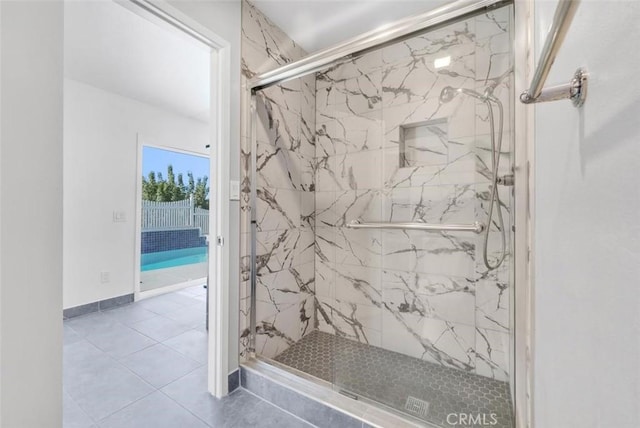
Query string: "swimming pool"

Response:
xmin=141 ymin=247 xmax=208 ymax=271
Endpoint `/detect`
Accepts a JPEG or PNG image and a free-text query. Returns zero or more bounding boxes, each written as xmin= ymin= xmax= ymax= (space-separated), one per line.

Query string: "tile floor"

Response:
xmin=275 ymin=331 xmax=513 ymax=428
xmin=64 ymin=285 xmax=312 ymax=428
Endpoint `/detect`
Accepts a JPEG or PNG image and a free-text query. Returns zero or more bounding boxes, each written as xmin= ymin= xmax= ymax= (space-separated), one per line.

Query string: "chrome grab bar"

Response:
xmin=345 ymin=220 xmax=484 ymax=234
xmin=520 ymin=0 xmax=588 ymax=107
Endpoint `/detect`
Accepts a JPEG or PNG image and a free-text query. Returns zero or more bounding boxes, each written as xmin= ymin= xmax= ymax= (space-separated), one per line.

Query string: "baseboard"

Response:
xmin=63 ymin=293 xmax=134 ymax=319
xmin=228 ymin=369 xmax=240 ymax=393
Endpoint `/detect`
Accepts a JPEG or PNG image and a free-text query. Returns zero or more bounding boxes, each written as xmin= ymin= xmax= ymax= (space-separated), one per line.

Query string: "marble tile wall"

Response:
xmin=240 ymin=1 xmax=514 ymax=382
xmin=313 ymin=6 xmax=513 ymax=381
xmin=239 ymin=0 xmax=316 ymax=359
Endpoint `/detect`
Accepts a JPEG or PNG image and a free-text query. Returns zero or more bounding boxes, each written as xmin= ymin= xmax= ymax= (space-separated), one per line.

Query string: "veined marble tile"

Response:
xmin=255 ymin=187 xmax=301 ymax=231
xmin=256 ymin=142 xmax=301 ymax=190
xmin=241 ymin=0 xmax=304 ymax=76
xmin=475 ymin=7 xmax=510 ymax=40
xmin=316 ymin=50 xmax=383 ymax=89
xmin=381 ymin=311 xmax=475 ymax=371
xmin=255 ymin=263 xmax=315 ymax=314
xmin=256 ymin=91 xmax=300 ymax=151
xmin=300 ymin=191 xmax=315 ymax=229
xmin=300 ymin=74 xmax=317 ymax=158
xmin=475 ymin=32 xmax=512 ymax=86
xmin=382 ymin=94 xmax=476 ymax=152
xmin=382 ymin=19 xmax=475 ymax=66
xmin=333 ymin=264 xmax=383 ymax=307
xmin=299 ymin=154 xmax=315 ymax=192
xmin=475 ymin=182 xmax=512 ymax=235
xmin=315 ymin=155 xmax=339 ymax=192
xmin=382 ymin=41 xmax=476 ymax=108
xmin=316 ymin=112 xmax=383 ymax=156
xmin=475 ymin=239 xmax=511 ymax=284
xmin=334 ymin=227 xmax=383 ymax=268
xmin=314 ymin=191 xmax=339 ymax=227
xmin=382 ymin=184 xmax=476 ymax=225
xmin=382 ymin=270 xmax=475 ymax=326
xmin=334 ymin=189 xmax=384 ymax=227
xmin=382 ymin=230 xmax=476 ymax=277
xmin=255 ymin=228 xmax=314 ymax=275
xmin=316 ymin=296 xmax=382 ymax=346
xmin=255 ymin=296 xmax=314 ymax=358
xmin=475 ymin=85 xmax=513 ymax=136
xmin=475 ymin=328 xmax=509 ymax=381
xmin=332 ymin=149 xmax=384 ymax=191
xmin=476 ymin=278 xmax=509 ymax=333
xmin=316 ymin=71 xmax=383 ymax=119
xmin=382 ymin=144 xmax=481 ymax=191
xmin=315 ymin=226 xmax=337 ymax=265
xmin=314 ymin=255 xmax=335 ymax=300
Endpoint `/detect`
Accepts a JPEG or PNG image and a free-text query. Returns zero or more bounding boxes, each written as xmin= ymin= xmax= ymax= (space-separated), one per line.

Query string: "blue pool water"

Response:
xmin=141 ymin=247 xmax=208 ymax=271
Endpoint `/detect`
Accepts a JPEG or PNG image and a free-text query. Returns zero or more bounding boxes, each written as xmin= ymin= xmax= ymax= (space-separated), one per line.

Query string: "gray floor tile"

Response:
xmin=64 ymin=389 xmax=95 ymax=428
xmin=162 ymin=367 xmax=257 ymax=426
xmin=130 ymin=315 xmax=191 ymax=342
xmin=85 ymin=323 xmax=157 ymax=359
xmin=100 ymin=304 xmax=158 ymax=326
xmin=65 ymin=288 xmax=308 ymax=428
xmin=136 ymin=295 xmax=185 ymax=316
xmin=98 ymin=391 xmax=209 ymax=428
xmin=66 ymin=363 xmax=155 ymax=421
xmin=64 ymin=341 xmax=116 ymax=389
xmin=164 ymin=292 xmax=203 ymax=307
xmin=163 ymin=329 xmax=208 ymax=364
xmin=120 ymin=343 xmax=201 ymax=388
xmin=229 ymin=399 xmax=313 ymax=428
xmin=65 ymin=312 xmax=120 ymax=337
xmin=163 ymin=304 xmax=206 ymax=330
xmin=64 ymin=325 xmax=84 ymax=346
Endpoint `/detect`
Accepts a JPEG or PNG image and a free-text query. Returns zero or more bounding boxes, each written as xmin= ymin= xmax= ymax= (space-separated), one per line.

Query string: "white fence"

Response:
xmin=142 ymin=196 xmax=209 ymax=235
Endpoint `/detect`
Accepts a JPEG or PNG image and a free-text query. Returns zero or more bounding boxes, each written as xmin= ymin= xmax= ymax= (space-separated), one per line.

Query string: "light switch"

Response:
xmin=229 ymin=180 xmax=240 ymax=201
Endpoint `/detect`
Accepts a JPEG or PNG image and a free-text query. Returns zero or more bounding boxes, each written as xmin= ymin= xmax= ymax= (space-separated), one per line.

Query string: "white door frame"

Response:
xmin=119 ymin=0 xmax=231 ymax=398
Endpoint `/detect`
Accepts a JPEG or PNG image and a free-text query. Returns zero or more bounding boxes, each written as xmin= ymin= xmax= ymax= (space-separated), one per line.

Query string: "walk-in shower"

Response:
xmin=241 ymin=1 xmax=516 ymax=426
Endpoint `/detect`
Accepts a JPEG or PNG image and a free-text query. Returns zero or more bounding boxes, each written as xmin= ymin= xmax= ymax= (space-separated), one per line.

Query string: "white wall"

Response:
xmin=63 ymin=78 xmax=209 ymax=309
xmin=0 ymin=1 xmax=64 ymax=426
xmin=166 ymin=0 xmax=242 ymax=373
xmin=533 ymin=1 xmax=640 ymax=427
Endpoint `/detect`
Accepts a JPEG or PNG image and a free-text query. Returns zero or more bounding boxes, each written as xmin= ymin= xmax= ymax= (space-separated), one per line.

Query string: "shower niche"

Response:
xmin=241 ymin=2 xmax=515 ymax=427
xmin=399 ymin=119 xmax=449 ymax=168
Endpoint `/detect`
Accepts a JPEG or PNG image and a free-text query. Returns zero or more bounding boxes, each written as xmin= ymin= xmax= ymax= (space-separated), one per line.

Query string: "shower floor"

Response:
xmin=274 ymin=331 xmax=513 ymax=428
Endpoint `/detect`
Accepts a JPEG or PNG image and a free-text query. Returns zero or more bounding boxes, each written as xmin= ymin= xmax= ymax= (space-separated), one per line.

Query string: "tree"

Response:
xmin=142 ymin=165 xmax=209 ymax=209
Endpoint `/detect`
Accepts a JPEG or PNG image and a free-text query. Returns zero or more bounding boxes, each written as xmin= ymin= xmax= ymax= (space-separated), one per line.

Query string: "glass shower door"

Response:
xmin=314 ymin=5 xmax=515 ymax=427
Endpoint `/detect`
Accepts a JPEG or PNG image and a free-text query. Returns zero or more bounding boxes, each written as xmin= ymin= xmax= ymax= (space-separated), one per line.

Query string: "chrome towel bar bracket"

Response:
xmin=346 ymin=220 xmax=485 ymax=234
xmin=520 ymin=0 xmax=588 ymax=107
xmin=520 ymin=67 xmax=588 ymax=107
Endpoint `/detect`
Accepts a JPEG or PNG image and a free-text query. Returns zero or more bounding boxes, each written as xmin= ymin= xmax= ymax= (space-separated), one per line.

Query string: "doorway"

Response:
xmin=62 ymin=1 xmax=231 ymax=413
xmin=137 ymin=144 xmax=210 ymax=298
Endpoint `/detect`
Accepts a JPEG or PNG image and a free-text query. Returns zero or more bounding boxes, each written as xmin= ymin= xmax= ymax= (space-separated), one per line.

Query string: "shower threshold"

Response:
xmin=273 ymin=331 xmax=514 ymax=428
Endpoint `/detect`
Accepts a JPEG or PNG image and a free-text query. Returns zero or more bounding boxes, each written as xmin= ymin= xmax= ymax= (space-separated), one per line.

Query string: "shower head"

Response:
xmin=439 ymin=86 xmax=494 ymax=103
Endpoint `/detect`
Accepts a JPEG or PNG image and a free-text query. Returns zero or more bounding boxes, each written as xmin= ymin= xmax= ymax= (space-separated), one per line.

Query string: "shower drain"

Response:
xmin=405 ymin=396 xmax=430 ymax=418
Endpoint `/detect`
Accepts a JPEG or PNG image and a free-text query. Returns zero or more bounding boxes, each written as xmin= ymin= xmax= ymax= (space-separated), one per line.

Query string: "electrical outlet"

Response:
xmin=100 ymin=271 xmax=110 ymax=284
xmin=112 ymin=211 xmax=126 ymax=222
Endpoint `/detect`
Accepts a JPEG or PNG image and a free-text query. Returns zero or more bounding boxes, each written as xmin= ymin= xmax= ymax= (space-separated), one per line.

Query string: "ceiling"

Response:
xmin=64 ymin=1 xmax=210 ymax=122
xmin=252 ymin=0 xmax=451 ymax=53
xmin=64 ymin=1 xmax=453 ymax=121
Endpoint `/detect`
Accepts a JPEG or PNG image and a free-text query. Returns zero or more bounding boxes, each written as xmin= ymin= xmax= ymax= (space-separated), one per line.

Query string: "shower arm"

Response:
xmin=520 ymin=0 xmax=588 ymax=107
